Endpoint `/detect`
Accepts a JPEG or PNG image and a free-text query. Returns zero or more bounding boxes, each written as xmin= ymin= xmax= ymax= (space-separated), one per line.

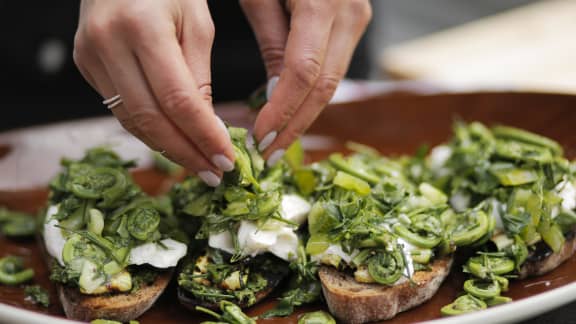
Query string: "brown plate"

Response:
xmin=1 ymin=91 xmax=576 ymax=323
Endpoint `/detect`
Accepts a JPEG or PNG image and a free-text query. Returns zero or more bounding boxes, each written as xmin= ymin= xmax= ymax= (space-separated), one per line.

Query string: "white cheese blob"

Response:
xmin=450 ymin=191 xmax=471 ymax=212
xmin=397 ymin=237 xmax=415 ymax=278
xmin=43 ymin=205 xmax=67 ymax=266
xmin=44 ymin=205 xmax=187 ymax=268
xmin=310 ymin=244 xmax=357 ymax=264
xmin=280 ymin=194 xmax=312 ymax=224
xmin=488 ymin=199 xmax=506 ymax=231
xmin=208 ymin=230 xmax=235 ymax=255
xmin=556 ymin=180 xmax=576 ymax=212
xmin=429 ymin=145 xmax=452 ymax=170
xmin=207 ymin=194 xmax=311 ymax=262
xmin=129 ymin=239 xmax=187 ymax=268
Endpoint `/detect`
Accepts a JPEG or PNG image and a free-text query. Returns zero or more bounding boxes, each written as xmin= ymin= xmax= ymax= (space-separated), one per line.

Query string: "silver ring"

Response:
xmin=102 ymin=94 xmax=123 ymax=110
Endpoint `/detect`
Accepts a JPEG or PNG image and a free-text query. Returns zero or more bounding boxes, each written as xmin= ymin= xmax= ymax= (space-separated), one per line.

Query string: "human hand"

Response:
xmin=74 ymin=0 xmax=235 ymax=187
xmin=240 ymin=0 xmax=372 ymax=165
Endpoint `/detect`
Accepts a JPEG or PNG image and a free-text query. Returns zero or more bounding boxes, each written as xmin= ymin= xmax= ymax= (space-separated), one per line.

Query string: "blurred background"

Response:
xmin=2 ymin=0 xmax=566 ymax=131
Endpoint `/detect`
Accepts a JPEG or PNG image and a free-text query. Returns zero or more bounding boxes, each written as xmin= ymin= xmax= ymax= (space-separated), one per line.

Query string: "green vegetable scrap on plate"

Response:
xmin=24 ymin=285 xmax=50 ymax=308
xmin=0 ymin=207 xmax=37 ymax=238
xmin=0 ymin=255 xmax=34 ymax=285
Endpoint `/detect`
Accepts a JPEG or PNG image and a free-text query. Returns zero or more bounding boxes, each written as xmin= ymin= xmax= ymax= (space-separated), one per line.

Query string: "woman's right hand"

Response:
xmin=74 ymin=0 xmax=235 ymax=187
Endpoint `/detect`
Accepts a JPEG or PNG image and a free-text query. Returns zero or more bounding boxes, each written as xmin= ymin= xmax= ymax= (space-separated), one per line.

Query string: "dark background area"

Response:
xmin=0 ymin=1 xmax=369 ymax=132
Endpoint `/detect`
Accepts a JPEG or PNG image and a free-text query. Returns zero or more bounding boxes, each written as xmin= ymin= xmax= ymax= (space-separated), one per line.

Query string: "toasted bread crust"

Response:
xmin=319 ymin=256 xmax=453 ymax=324
xmin=38 ymin=231 xmax=173 ymax=322
xmin=177 ymin=268 xmax=285 ymax=311
xmin=178 ymin=282 xmax=275 ymax=311
xmin=58 ymin=270 xmax=172 ymax=322
xmin=519 ymin=233 xmax=576 ymax=279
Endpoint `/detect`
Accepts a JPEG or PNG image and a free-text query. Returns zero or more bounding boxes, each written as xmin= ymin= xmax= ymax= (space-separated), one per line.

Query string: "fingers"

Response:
xmin=73 ymin=1 xmax=233 ymax=187
xmin=73 ymin=42 xmax=154 ymax=148
xmin=132 ymin=16 xmax=236 ymax=175
xmin=252 ymin=0 xmax=337 ymax=150
xmin=261 ymin=2 xmax=372 ymax=163
xmin=239 ymin=0 xmax=289 ymax=79
xmin=179 ymin=0 xmax=214 ymax=102
xmin=96 ymin=35 xmax=223 ymax=184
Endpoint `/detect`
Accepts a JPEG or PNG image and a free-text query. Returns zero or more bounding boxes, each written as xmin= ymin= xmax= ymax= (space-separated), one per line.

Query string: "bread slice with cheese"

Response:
xmin=58 ymin=269 xmax=172 ymax=322
xmin=319 ymin=256 xmax=453 ymax=324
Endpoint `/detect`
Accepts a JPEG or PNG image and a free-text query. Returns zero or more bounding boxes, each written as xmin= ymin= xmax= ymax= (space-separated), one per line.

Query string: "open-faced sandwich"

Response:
xmin=41 ymin=148 xmax=188 ymax=322
xmin=172 ymin=127 xmax=311 ymax=311
xmin=427 ymin=122 xmax=576 ymax=315
xmin=300 ymin=146 xmax=476 ymax=324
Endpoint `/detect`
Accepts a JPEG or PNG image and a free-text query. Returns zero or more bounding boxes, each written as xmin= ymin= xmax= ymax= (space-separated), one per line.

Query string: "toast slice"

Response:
xmin=39 ymin=232 xmax=173 ymax=322
xmin=176 ymin=250 xmax=289 ymax=311
xmin=58 ymin=269 xmax=172 ymax=322
xmin=319 ymin=256 xmax=453 ymax=324
xmin=519 ymin=231 xmax=576 ymax=279
xmin=177 ymin=270 xmax=285 ymax=311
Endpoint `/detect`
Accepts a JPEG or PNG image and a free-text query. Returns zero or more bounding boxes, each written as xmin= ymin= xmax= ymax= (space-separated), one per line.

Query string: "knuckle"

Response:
xmin=129 ymin=109 xmax=160 ymax=134
xmin=259 ymin=45 xmax=284 ymax=73
xmin=314 ymin=75 xmax=340 ymax=103
xmin=116 ymin=115 xmax=139 ymax=135
xmin=348 ymin=0 xmax=372 ymax=25
xmin=161 ymin=88 xmax=198 ymax=117
xmin=84 ymin=16 xmax=114 ymax=47
xmin=118 ymin=10 xmax=149 ymax=36
xmin=291 ymin=56 xmax=322 ymax=90
xmin=197 ymin=20 xmax=215 ymax=45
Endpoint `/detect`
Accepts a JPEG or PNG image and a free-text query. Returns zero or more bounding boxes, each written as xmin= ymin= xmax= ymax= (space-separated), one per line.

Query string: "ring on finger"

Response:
xmin=102 ymin=94 xmax=123 ymax=110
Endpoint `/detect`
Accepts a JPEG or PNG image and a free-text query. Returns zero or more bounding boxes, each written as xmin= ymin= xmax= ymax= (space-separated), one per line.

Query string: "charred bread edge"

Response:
xmin=37 ymin=230 xmax=173 ymax=322
xmin=319 ymin=256 xmax=453 ymax=324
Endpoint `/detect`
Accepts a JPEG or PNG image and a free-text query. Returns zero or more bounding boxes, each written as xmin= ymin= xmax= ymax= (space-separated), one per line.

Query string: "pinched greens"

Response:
xmin=46 ymin=147 xmax=186 ymax=294
xmin=174 ymin=127 xmax=305 ymax=310
xmin=171 ymin=127 xmax=285 ymax=246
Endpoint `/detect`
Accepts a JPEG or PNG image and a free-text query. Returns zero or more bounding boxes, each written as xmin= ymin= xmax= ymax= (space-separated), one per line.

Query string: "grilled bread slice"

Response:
xmin=58 ymin=269 xmax=172 ymax=322
xmin=39 ymin=233 xmax=173 ymax=322
xmin=177 ymin=270 xmax=286 ymax=311
xmin=319 ymin=256 xmax=453 ymax=324
xmin=519 ymin=231 xmax=576 ymax=279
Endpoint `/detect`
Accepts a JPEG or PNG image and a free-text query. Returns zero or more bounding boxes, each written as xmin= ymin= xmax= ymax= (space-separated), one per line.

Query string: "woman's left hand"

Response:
xmin=240 ymin=0 xmax=372 ymax=165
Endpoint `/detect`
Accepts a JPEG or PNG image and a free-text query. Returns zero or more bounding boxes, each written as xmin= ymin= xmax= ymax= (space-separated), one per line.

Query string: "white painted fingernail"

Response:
xmin=245 ymin=134 xmax=255 ymax=149
xmin=258 ymin=131 xmax=277 ymax=152
xmin=217 ymin=116 xmax=228 ymax=135
xmin=266 ymin=76 xmax=279 ymax=100
xmin=212 ymin=154 xmax=235 ymax=172
xmin=267 ymin=149 xmax=285 ymax=167
xmin=198 ymin=171 xmax=221 ymax=187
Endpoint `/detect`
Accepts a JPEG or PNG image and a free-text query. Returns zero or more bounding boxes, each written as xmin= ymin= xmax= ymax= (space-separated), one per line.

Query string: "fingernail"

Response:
xmin=258 ymin=131 xmax=277 ymax=152
xmin=198 ymin=171 xmax=221 ymax=187
xmin=267 ymin=149 xmax=285 ymax=167
xmin=212 ymin=154 xmax=235 ymax=172
xmin=217 ymin=116 xmax=228 ymax=135
xmin=245 ymin=134 xmax=255 ymax=149
xmin=266 ymin=76 xmax=279 ymax=100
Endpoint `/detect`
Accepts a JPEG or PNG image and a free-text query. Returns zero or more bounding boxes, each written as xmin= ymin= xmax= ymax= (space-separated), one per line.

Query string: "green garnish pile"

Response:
xmin=46 ymin=147 xmax=185 ymax=294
